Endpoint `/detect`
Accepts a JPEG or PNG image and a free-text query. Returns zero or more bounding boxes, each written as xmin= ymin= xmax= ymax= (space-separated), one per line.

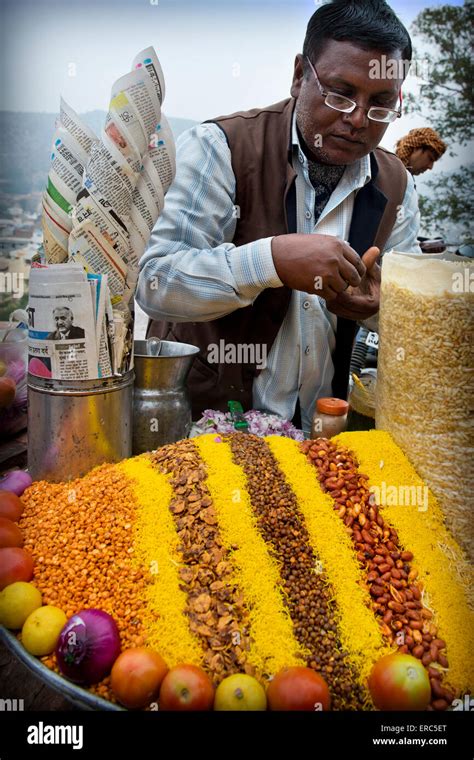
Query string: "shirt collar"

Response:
xmin=291 ymin=110 xmax=371 ymax=189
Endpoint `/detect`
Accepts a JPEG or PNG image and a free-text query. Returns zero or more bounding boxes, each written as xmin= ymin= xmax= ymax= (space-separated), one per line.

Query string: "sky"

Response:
xmin=0 ymin=0 xmax=468 ymax=189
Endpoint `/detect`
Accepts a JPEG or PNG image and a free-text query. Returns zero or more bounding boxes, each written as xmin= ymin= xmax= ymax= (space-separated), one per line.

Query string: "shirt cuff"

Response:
xmin=232 ymin=236 xmax=284 ymax=295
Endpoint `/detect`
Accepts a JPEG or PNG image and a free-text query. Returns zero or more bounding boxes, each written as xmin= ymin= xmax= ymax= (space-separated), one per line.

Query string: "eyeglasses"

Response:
xmin=306 ymin=57 xmax=402 ymax=124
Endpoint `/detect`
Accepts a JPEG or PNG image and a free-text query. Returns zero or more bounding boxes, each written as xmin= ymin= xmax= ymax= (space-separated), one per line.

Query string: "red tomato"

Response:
xmin=0 ymin=377 xmax=16 ymax=409
xmin=267 ymin=666 xmax=331 ymax=711
xmin=159 ymin=664 xmax=214 ymax=711
xmin=111 ymin=648 xmax=169 ymax=709
xmin=0 ymin=547 xmax=34 ymax=590
xmin=368 ymin=653 xmax=431 ymax=711
xmin=0 ymin=517 xmax=23 ymax=548
xmin=0 ymin=492 xmax=24 ymax=522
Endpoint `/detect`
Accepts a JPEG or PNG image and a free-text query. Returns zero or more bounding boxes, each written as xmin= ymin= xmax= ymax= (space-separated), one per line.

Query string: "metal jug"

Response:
xmin=132 ymin=339 xmax=199 ymax=454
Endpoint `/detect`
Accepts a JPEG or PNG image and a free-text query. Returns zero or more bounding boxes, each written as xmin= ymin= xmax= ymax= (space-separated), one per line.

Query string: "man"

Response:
xmin=46 ymin=307 xmax=85 ymax=340
xmin=396 ymin=127 xmax=447 ymax=253
xmin=137 ymin=0 xmax=420 ymax=434
xmin=395 ymin=127 xmax=447 ymax=176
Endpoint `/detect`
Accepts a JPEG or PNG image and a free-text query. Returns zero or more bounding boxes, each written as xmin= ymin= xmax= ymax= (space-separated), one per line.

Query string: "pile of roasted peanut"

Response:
xmin=301 ymin=437 xmax=455 ymax=711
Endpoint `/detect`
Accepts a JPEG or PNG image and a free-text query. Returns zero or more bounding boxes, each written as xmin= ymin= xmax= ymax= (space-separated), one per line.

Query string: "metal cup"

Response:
xmin=27 ymin=371 xmax=134 ymax=482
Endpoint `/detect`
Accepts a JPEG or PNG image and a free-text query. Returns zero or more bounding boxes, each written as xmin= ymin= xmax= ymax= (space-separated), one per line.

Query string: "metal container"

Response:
xmin=27 ymin=371 xmax=134 ymax=482
xmin=0 ymin=627 xmax=123 ymax=711
xmin=132 ymin=339 xmax=199 ymax=453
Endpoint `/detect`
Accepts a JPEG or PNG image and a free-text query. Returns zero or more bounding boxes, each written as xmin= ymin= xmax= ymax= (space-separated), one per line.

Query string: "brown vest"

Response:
xmin=147 ymin=97 xmax=407 ymax=418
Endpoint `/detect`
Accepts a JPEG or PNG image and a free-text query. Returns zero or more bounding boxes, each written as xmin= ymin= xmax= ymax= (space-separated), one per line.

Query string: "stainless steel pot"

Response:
xmin=132 ymin=339 xmax=199 ymax=454
xmin=27 ymin=371 xmax=134 ymax=482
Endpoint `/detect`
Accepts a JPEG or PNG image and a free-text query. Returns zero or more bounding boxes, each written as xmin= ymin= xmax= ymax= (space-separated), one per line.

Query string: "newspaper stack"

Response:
xmin=29 ymin=47 xmax=176 ymax=380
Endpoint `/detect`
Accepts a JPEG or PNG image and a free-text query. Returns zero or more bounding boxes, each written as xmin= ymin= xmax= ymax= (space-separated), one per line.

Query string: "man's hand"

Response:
xmin=271 ymin=233 xmax=366 ymax=299
xmin=326 ymin=247 xmax=381 ymax=320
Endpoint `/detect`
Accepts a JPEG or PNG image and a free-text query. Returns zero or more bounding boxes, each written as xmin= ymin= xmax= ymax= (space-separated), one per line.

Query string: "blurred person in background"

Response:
xmin=396 ymin=127 xmax=447 ymax=252
xmin=395 ymin=127 xmax=447 ymax=176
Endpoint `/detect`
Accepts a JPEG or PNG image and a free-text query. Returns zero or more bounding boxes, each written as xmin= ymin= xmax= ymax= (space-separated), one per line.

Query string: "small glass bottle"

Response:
xmin=311 ymin=397 xmax=349 ymax=439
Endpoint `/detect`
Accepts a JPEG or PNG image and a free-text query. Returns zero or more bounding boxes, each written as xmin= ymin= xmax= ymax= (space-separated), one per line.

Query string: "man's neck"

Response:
xmin=296 ymin=123 xmax=341 ymax=168
xmin=296 ymin=124 xmax=319 ymax=163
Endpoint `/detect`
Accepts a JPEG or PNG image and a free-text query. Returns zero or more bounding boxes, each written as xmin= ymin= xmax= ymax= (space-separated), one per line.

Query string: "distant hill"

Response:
xmin=0 ymin=111 xmax=197 ymax=195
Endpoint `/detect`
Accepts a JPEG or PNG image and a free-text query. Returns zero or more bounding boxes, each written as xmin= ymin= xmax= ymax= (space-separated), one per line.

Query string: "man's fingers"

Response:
xmin=338 ymin=258 xmax=363 ymax=287
xmin=361 ymin=246 xmax=380 ymax=271
xmin=342 ymin=242 xmax=366 ymax=277
xmin=327 ymin=293 xmax=379 ymax=320
xmin=321 ymin=284 xmax=340 ymax=301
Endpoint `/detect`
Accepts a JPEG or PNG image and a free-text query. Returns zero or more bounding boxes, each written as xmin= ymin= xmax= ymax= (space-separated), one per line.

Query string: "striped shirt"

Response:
xmin=137 ymin=113 xmax=421 ymax=434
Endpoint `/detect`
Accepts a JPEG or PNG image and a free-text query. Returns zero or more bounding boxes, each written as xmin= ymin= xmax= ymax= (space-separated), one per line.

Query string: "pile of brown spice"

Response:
xmin=228 ymin=434 xmax=366 ymax=710
xmin=150 ymin=440 xmax=253 ymax=683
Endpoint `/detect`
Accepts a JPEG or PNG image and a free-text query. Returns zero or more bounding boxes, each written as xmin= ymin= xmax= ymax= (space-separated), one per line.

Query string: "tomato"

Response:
xmin=0 ymin=547 xmax=34 ymax=590
xmin=111 ymin=648 xmax=169 ymax=709
xmin=0 ymin=377 xmax=16 ymax=409
xmin=159 ymin=664 xmax=214 ymax=711
xmin=0 ymin=492 xmax=24 ymax=522
xmin=368 ymin=653 xmax=431 ymax=711
xmin=267 ymin=666 xmax=331 ymax=711
xmin=0 ymin=517 xmax=23 ymax=548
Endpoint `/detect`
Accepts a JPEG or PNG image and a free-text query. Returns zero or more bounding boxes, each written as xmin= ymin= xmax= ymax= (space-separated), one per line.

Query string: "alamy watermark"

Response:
xmin=451 ymin=269 xmax=473 ymax=293
xmin=207 ymin=340 xmax=267 ymax=370
xmin=27 ymin=721 xmax=83 ymax=750
xmin=0 ymin=272 xmax=25 ymax=299
xmin=0 ymin=698 xmax=24 ymax=711
xmin=369 ymin=55 xmax=431 ymax=81
xmin=369 ymin=482 xmax=428 ymax=512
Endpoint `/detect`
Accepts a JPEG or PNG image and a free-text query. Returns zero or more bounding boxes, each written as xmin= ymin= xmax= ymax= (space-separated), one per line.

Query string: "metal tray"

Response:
xmin=0 ymin=626 xmax=124 ymax=711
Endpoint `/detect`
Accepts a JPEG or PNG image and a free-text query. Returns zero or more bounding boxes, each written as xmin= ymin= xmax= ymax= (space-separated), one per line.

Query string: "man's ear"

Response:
xmin=290 ymin=54 xmax=305 ymax=99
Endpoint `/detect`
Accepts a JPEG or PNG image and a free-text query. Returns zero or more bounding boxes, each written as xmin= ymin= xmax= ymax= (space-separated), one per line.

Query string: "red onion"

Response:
xmin=0 ymin=470 xmax=32 ymax=496
xmin=56 ymin=609 xmax=121 ymax=685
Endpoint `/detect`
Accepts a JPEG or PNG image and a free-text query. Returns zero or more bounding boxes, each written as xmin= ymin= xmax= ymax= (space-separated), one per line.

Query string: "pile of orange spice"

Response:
xmin=18 ymin=462 xmax=148 ymax=702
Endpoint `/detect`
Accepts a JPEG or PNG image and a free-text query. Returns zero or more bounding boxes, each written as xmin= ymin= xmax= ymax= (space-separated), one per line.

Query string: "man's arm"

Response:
xmin=136 ymin=123 xmax=282 ymax=323
xmin=137 ymin=122 xmax=366 ymax=321
xmin=382 ymin=171 xmax=421 ymax=255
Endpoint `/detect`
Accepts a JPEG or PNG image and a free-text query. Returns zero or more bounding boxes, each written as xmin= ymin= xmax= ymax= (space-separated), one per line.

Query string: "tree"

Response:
xmin=404 ymin=1 xmax=473 ymax=240
xmin=418 ymin=166 xmax=473 ymax=238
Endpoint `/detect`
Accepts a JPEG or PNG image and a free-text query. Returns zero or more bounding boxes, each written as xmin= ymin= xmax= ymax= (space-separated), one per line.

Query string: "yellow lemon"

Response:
xmin=22 ymin=605 xmax=67 ymax=656
xmin=214 ymin=674 xmax=267 ymax=711
xmin=0 ymin=582 xmax=42 ymax=629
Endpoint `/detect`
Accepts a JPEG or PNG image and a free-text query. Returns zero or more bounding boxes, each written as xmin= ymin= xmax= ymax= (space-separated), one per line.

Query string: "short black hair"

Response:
xmin=303 ymin=0 xmax=412 ymax=73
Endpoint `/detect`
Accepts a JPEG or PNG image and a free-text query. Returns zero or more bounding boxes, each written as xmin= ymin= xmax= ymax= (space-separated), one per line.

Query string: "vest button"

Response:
xmin=305 ymin=210 xmax=312 ymax=219
xmin=298 ymin=152 xmax=304 ymax=164
xmin=303 ymin=300 xmax=310 ymax=310
xmin=305 ymin=346 xmax=310 ymax=355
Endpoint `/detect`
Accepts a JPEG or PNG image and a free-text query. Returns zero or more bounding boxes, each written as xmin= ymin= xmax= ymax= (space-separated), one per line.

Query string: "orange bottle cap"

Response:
xmin=316 ymin=397 xmax=349 ymax=416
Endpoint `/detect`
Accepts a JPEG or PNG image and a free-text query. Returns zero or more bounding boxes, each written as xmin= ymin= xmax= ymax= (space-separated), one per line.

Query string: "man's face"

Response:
xmin=54 ymin=310 xmax=73 ymax=332
xmin=409 ymin=147 xmax=437 ymax=175
xmin=291 ymin=40 xmax=403 ymax=166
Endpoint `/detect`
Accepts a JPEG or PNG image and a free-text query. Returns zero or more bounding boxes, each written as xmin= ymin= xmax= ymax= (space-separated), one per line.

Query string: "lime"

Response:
xmin=0 ymin=581 xmax=42 ymax=629
xmin=214 ymin=673 xmax=267 ymax=711
xmin=22 ymin=605 xmax=67 ymax=656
